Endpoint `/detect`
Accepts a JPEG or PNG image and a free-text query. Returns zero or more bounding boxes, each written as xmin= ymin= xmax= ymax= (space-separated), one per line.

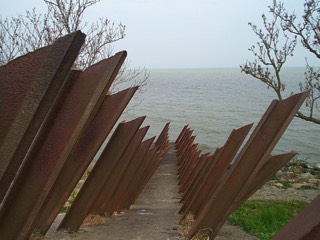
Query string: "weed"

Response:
xmin=229 ymin=199 xmax=307 ymax=240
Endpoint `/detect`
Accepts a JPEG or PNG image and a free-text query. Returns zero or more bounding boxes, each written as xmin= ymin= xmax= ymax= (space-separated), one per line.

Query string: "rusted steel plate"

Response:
xmin=177 ymin=136 xmax=196 ymax=170
xmin=184 ymin=153 xmax=211 ymax=191
xmin=135 ymin=149 xmax=165 ymax=198
xmin=155 ymin=122 xmax=170 ymax=147
xmin=124 ymin=146 xmax=160 ymax=209
xmin=177 ymin=133 xmax=194 ymax=159
xmin=175 ymin=127 xmax=191 ymax=151
xmin=180 ymin=153 xmax=210 ymax=194
xmin=179 ymin=148 xmax=223 ymax=217
xmin=175 ymin=125 xmax=189 ymax=144
xmin=0 ymin=32 xmax=86 ymax=240
xmin=58 ymin=117 xmax=145 ymax=232
xmin=0 ymin=51 xmax=127 ymax=239
xmin=33 ymin=87 xmax=137 ymax=234
xmin=179 ymin=153 xmax=213 ymax=205
xmin=176 ymin=129 xmax=193 ymax=158
xmin=108 ymin=126 xmax=167 ymax=214
xmin=110 ymin=137 xmax=156 ymax=214
xmin=237 ymin=152 xmax=297 ymax=206
xmin=178 ymin=145 xmax=193 ymax=178
xmin=179 ymin=147 xmax=200 ymax=187
xmin=209 ymin=152 xmax=297 ymax=239
xmin=92 ymin=126 xmax=149 ymax=214
xmin=177 ymin=126 xmax=191 ymax=146
xmin=0 ymin=31 xmax=85 ymax=200
xmin=272 ymin=194 xmax=320 ymax=240
xmin=187 ymin=92 xmax=309 ymax=239
xmin=193 ymin=124 xmax=253 ymax=218
xmin=123 ymin=124 xmax=169 ymax=211
xmin=0 ymin=48 xmax=51 ymax=147
xmin=180 ymin=124 xmax=252 ymax=216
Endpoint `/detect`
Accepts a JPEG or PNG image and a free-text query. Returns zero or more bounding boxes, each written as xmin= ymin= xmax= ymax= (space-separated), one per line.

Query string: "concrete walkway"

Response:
xmin=46 ymin=144 xmax=183 ymax=240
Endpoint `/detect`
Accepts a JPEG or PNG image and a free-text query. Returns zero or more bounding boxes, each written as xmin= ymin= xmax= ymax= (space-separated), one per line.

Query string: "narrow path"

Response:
xmin=46 ymin=144 xmax=183 ymax=240
xmin=46 ymin=144 xmax=257 ymax=240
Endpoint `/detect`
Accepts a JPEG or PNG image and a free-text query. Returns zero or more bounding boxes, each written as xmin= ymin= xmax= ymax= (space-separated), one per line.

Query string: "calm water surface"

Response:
xmin=120 ymin=68 xmax=319 ymax=165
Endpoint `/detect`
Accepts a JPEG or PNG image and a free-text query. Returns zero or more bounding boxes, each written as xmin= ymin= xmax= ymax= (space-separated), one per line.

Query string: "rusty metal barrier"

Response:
xmin=179 ymin=124 xmax=253 ymax=221
xmin=91 ymin=125 xmax=150 ymax=215
xmin=0 ymin=53 xmax=127 ymax=240
xmin=0 ymin=31 xmax=316 ymax=240
xmin=57 ymin=117 xmax=145 ymax=232
xmin=175 ymin=92 xmax=311 ymax=239
xmin=57 ymin=121 xmax=170 ymax=232
xmin=0 ymin=32 xmax=169 ymax=240
xmin=125 ymin=123 xmax=170 ymax=209
xmin=0 ymin=31 xmax=86 ymax=201
xmin=34 ymin=87 xmax=138 ymax=234
xmin=271 ymin=194 xmax=320 ymax=240
xmin=107 ymin=136 xmax=156 ymax=214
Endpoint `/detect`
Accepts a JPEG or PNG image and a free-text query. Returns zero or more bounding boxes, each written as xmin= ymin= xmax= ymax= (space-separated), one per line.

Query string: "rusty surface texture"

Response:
xmin=123 ymin=145 xmax=159 ymax=209
xmin=179 ymin=124 xmax=253 ymax=220
xmin=236 ymin=152 xmax=297 ymax=207
xmin=58 ymin=117 xmax=145 ymax=232
xmin=0 ymin=32 xmax=312 ymax=240
xmin=110 ymin=137 xmax=156 ymax=214
xmin=33 ymin=87 xmax=137 ymax=234
xmin=175 ymin=125 xmax=189 ymax=145
xmin=187 ymin=91 xmax=309 ymax=239
xmin=271 ymin=194 xmax=320 ymax=240
xmin=0 ymin=50 xmax=127 ymax=240
xmin=155 ymin=122 xmax=170 ymax=148
xmin=125 ymin=123 xmax=170 ymax=209
xmin=0 ymin=32 xmax=86 ymax=240
xmin=92 ymin=126 xmax=150 ymax=215
xmin=179 ymin=153 xmax=214 ymax=208
xmin=0 ymin=31 xmax=86 ymax=201
xmin=124 ymin=145 xmax=160 ymax=209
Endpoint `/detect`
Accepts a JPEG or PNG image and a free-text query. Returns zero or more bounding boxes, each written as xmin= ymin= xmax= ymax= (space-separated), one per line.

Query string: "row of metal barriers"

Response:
xmin=0 ymin=31 xmax=169 ymax=239
xmin=175 ymin=91 xmax=320 ymax=239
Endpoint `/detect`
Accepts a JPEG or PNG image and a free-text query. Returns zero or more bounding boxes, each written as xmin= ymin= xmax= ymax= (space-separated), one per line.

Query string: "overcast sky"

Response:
xmin=1 ymin=0 xmax=317 ymax=68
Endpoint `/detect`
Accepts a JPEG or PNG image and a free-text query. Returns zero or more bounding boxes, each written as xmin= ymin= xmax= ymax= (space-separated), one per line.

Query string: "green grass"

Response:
xmin=229 ymin=199 xmax=308 ymax=240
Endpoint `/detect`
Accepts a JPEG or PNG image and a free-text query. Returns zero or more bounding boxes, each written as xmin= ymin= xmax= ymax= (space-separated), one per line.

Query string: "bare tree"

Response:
xmin=0 ymin=0 xmax=148 ymax=94
xmin=241 ymin=0 xmax=320 ymax=124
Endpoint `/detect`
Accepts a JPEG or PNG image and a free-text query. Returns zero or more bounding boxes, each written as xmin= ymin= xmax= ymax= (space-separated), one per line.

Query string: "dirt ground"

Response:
xmin=44 ymin=145 xmax=317 ymax=240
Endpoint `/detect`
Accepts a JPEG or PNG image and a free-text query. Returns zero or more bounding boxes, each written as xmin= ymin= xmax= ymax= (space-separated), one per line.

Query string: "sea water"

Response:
xmin=120 ymin=67 xmax=319 ymax=165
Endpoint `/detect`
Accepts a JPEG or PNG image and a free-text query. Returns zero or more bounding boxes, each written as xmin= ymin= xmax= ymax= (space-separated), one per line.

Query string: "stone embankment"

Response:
xmin=252 ymin=161 xmax=320 ymax=202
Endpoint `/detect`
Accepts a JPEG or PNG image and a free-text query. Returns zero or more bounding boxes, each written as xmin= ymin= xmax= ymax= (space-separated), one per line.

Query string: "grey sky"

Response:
xmin=1 ymin=0 xmax=317 ymax=68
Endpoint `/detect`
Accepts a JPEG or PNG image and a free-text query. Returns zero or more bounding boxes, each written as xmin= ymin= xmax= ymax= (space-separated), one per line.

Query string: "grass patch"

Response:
xmin=60 ymin=189 xmax=79 ymax=213
xmin=298 ymin=185 xmax=317 ymax=190
xmin=229 ymin=199 xmax=307 ymax=240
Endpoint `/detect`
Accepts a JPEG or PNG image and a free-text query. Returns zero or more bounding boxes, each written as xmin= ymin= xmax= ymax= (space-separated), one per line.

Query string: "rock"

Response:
xmin=299 ymin=163 xmax=309 ymax=169
xmin=311 ymin=168 xmax=320 ymax=176
xmin=299 ymin=172 xmax=314 ymax=179
xmin=281 ymin=165 xmax=289 ymax=172
xmin=307 ymin=178 xmax=320 ymax=185
xmin=273 ymin=182 xmax=284 ymax=188
xmin=289 ymin=165 xmax=306 ymax=174
xmin=292 ymin=183 xmax=307 ymax=189
xmin=276 ymin=170 xmax=284 ymax=177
